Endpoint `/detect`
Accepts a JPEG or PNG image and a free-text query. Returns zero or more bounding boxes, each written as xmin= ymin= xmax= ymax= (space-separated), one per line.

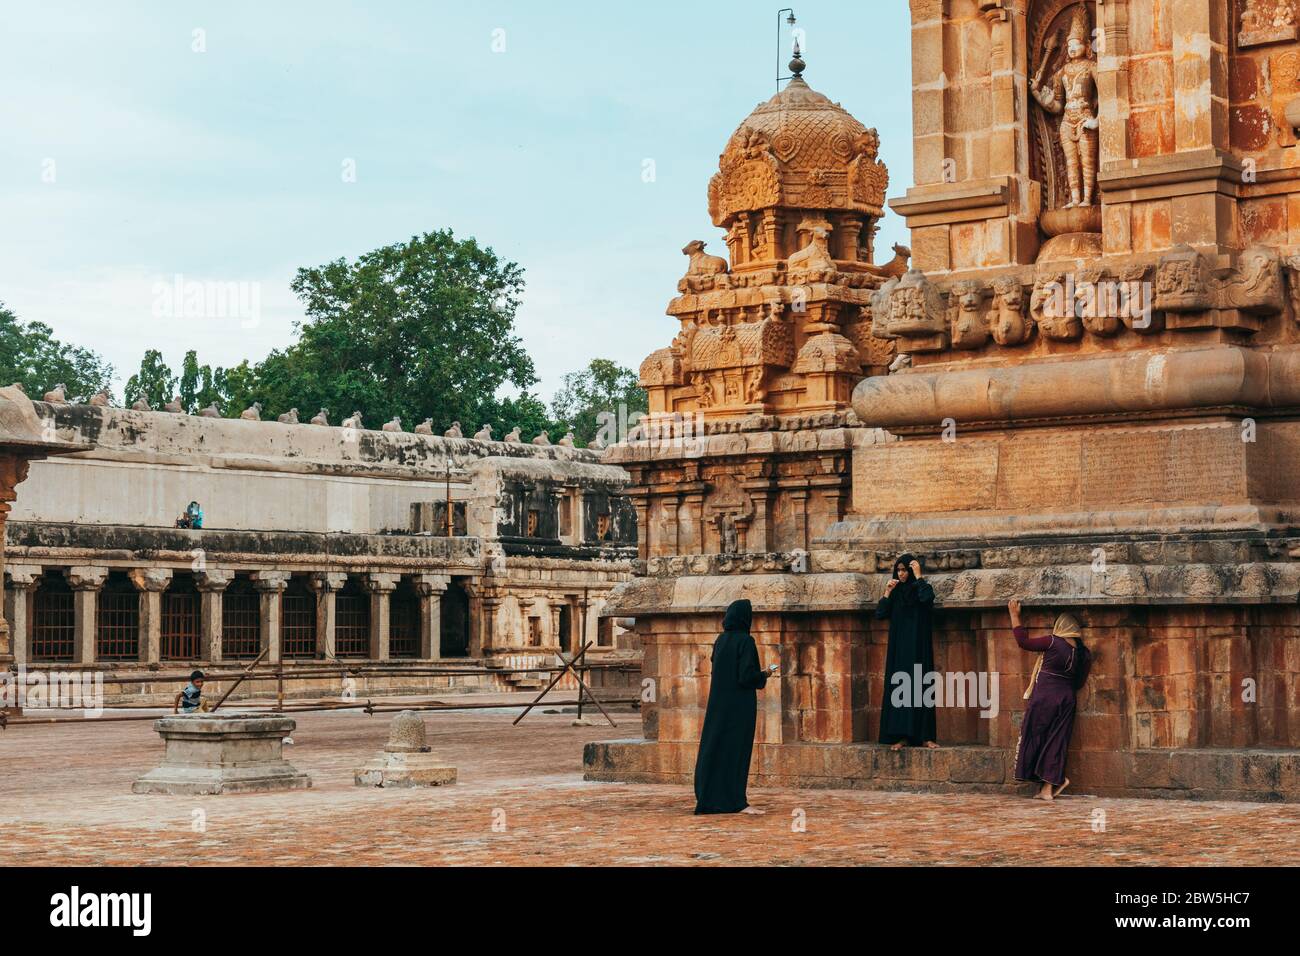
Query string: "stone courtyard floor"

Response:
xmin=2 ymin=699 xmax=1298 ymax=866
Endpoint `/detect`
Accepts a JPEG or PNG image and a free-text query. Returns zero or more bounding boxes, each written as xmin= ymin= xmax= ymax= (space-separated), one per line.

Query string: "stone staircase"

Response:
xmin=487 ymin=654 xmax=578 ymax=693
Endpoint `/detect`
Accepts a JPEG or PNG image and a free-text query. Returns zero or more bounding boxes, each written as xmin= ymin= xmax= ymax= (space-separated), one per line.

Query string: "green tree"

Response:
xmin=219 ymin=360 xmax=259 ymax=417
xmin=550 ymin=358 xmax=647 ymax=446
xmin=258 ymin=229 xmax=536 ymax=430
xmin=124 ymin=349 xmax=177 ymax=409
xmin=178 ymin=350 xmax=202 ymax=411
xmin=486 ymin=391 xmax=558 ymax=441
xmin=173 ymin=350 xmax=241 ymax=415
xmin=0 ymin=302 xmax=114 ymax=401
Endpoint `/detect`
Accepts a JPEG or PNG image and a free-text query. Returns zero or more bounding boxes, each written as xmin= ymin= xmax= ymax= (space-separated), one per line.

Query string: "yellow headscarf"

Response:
xmin=1052 ymin=613 xmax=1082 ymax=639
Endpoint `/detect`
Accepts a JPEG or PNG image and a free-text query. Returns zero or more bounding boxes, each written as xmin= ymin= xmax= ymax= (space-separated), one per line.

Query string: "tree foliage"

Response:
xmin=248 ymin=229 xmax=538 ymax=434
xmin=124 ymin=349 xmax=177 ymax=409
xmin=0 ymin=302 xmax=114 ymax=401
xmin=550 ymin=358 xmax=647 ymax=446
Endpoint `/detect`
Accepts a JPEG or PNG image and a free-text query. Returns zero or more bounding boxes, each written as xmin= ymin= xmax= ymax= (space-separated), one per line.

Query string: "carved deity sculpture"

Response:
xmin=1032 ymin=4 xmax=1099 ymax=208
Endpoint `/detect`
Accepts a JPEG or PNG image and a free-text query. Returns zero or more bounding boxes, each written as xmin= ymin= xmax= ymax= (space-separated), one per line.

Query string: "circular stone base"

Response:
xmin=354 ymin=751 xmax=458 ymax=788
xmin=1040 ymin=205 xmax=1103 ymax=236
xmin=1037 ymin=230 xmax=1103 ymax=264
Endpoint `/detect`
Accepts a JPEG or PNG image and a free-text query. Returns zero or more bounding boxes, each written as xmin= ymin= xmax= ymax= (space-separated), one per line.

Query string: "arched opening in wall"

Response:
xmin=281 ymin=576 xmax=317 ymax=659
xmin=32 ymin=570 xmax=75 ymax=662
xmin=222 ymin=575 xmax=261 ymax=660
xmin=440 ymin=579 xmax=471 ymax=658
xmin=96 ymin=571 xmax=139 ymax=661
xmin=390 ymin=579 xmax=420 ymax=659
xmin=161 ymin=573 xmax=200 ymax=661
xmin=558 ymin=603 xmax=573 ymax=654
xmin=334 ymin=577 xmax=370 ymax=659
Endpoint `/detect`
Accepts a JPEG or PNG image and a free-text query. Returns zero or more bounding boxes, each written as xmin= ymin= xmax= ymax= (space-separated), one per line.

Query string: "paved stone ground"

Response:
xmin=2 ymin=700 xmax=1298 ymax=866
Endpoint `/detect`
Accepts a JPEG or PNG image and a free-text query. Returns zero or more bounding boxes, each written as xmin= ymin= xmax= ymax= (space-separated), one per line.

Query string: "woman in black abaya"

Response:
xmin=875 ymin=554 xmax=939 ymax=751
xmin=694 ymin=599 xmax=777 ymax=815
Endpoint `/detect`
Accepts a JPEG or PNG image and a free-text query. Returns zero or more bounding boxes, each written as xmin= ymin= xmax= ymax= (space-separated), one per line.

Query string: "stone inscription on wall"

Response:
xmin=1081 ymin=425 xmax=1247 ymax=507
xmin=854 ymin=422 xmax=1260 ymax=517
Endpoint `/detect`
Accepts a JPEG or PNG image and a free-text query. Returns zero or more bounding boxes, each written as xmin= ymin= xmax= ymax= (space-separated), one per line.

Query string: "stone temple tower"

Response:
xmin=597 ymin=53 xmax=907 ymax=770
xmin=590 ymin=3 xmax=1300 ymax=802
xmin=639 ymin=49 xmax=909 ymax=426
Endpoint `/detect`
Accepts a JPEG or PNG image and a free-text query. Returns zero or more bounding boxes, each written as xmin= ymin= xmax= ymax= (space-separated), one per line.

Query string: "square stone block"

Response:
xmin=132 ymin=713 xmax=311 ymax=795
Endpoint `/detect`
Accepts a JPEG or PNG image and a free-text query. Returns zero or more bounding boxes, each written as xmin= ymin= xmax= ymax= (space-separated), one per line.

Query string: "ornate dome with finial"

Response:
xmin=707 ymin=53 xmax=889 ymax=229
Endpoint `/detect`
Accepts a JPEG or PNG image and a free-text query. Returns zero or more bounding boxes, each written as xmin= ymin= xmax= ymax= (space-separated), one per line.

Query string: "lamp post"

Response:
xmin=776 ymin=8 xmax=798 ymax=90
xmin=445 ymin=456 xmax=453 ymax=537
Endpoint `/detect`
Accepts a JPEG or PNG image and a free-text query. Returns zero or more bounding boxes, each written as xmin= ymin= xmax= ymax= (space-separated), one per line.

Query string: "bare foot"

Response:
xmin=923 ymin=740 xmax=940 ymax=749
xmin=740 ymin=806 xmax=766 ymax=815
xmin=1052 ymin=778 xmax=1070 ymax=798
xmin=890 ymin=741 xmax=906 ymax=752
xmin=1035 ymin=784 xmax=1055 ymax=801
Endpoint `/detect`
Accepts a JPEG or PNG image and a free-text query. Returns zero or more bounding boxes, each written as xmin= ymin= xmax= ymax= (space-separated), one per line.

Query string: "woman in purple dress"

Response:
xmin=1008 ymin=599 xmax=1092 ymax=801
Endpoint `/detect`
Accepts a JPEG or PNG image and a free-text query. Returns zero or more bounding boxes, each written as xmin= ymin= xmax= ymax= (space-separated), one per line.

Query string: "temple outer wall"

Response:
xmin=588 ymin=597 xmax=1300 ymax=801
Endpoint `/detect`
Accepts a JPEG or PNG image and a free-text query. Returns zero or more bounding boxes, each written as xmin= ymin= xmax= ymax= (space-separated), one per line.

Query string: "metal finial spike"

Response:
xmin=789 ymin=39 xmax=805 ymax=78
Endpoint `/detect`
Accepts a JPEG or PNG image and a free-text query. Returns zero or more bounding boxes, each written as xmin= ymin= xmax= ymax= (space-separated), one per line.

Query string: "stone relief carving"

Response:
xmin=1031 ymin=271 xmax=1082 ymax=340
xmin=1222 ymin=245 xmax=1286 ymax=314
xmin=679 ymin=240 xmax=730 ymax=293
xmin=1154 ymin=246 xmax=1214 ymax=312
xmin=1156 ymin=244 xmax=1284 ymax=316
xmin=1077 ymin=267 xmax=1121 ymax=337
xmin=1031 ymin=3 xmax=1100 ymax=209
xmin=885 ymin=270 xmax=946 ymax=338
xmin=949 ymin=280 xmax=990 ymax=350
xmin=1240 ymin=0 xmax=1299 ymax=48
xmin=848 ymin=128 xmax=890 ymax=212
xmin=991 ymin=275 xmax=1034 ymax=346
xmin=787 ymin=221 xmax=838 ymax=280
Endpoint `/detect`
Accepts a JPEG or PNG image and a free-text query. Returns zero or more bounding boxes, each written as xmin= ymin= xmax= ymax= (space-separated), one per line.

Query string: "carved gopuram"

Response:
xmin=587 ymin=3 xmax=1300 ymax=801
xmin=5 ymin=398 xmax=637 ymax=705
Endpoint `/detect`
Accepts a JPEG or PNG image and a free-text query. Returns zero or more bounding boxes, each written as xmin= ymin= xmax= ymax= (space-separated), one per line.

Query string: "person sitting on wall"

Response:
xmin=875 ymin=554 xmax=940 ymax=751
xmin=1008 ymin=599 xmax=1092 ymax=801
xmin=176 ymin=501 xmax=204 ymax=530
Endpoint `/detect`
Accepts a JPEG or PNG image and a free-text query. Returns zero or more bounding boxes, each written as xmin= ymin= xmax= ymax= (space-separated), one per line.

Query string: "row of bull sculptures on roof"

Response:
xmin=32 ymin=383 xmax=579 ymax=447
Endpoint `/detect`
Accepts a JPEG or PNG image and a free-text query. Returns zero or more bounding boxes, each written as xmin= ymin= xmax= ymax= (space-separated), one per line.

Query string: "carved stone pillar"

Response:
xmin=659 ymin=494 xmax=682 ymax=556
xmin=67 ymin=566 xmax=107 ymax=665
xmin=788 ymin=489 xmax=811 ymax=553
xmin=364 ymin=573 xmax=400 ymax=660
xmin=0 ymin=455 xmax=33 ymax=667
xmin=5 ymin=566 xmax=40 ymax=669
xmin=477 ymin=597 xmax=501 ymax=657
xmin=631 ymin=495 xmax=651 ymax=561
xmin=309 ymin=572 xmax=347 ymax=659
xmin=1172 ymin=0 xmax=1229 ymax=154
xmin=414 ymin=575 xmax=448 ymax=660
xmin=129 ymin=568 xmax=173 ymax=665
xmin=549 ymin=599 xmax=564 ymax=651
xmin=196 ymin=569 xmax=233 ymax=663
xmin=679 ymin=492 xmax=706 ymax=554
xmin=742 ymin=481 xmax=777 ymax=554
xmin=252 ymin=571 xmax=290 ymax=664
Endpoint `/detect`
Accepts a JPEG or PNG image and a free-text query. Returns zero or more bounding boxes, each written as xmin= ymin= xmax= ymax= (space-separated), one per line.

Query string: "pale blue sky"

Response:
xmin=0 ymin=0 xmax=914 ymax=403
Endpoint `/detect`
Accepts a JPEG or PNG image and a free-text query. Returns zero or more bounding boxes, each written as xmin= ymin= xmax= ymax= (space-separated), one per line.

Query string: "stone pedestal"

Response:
xmin=354 ymin=751 xmax=458 ymax=788
xmin=132 ymin=713 xmax=312 ymax=795
xmin=354 ymin=710 xmax=457 ymax=788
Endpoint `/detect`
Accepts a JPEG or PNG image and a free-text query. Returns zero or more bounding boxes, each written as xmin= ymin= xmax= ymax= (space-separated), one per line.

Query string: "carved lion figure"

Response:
xmin=991 ymin=276 xmax=1033 ymax=346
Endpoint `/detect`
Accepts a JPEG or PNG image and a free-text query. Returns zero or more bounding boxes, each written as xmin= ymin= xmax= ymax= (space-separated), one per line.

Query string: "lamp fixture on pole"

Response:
xmin=776 ymin=8 xmax=798 ymax=91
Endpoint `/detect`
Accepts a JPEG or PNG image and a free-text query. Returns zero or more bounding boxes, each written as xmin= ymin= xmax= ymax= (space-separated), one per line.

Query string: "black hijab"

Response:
xmin=891 ymin=553 xmax=922 ymax=603
xmin=721 ymin=599 xmax=753 ymax=633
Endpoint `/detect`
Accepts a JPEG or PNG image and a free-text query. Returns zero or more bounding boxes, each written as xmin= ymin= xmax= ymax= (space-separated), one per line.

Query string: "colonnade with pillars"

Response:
xmin=4 ymin=565 xmax=461 ymax=666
